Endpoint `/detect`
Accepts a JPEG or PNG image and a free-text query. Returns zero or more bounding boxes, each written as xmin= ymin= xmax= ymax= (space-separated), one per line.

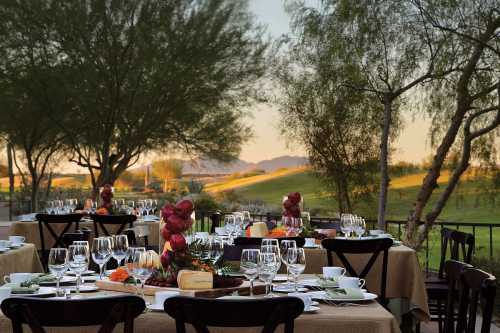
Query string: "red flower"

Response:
xmin=161 ymin=203 xmax=176 ymax=220
xmin=287 ymin=192 xmax=301 ymax=205
xmin=161 ymin=250 xmax=173 ymax=267
xmin=160 ymin=225 xmax=172 ymax=241
xmin=170 ymin=233 xmax=187 ymax=251
xmin=166 ymin=215 xmax=189 ymax=233
xmin=175 ymin=199 xmax=194 ymax=219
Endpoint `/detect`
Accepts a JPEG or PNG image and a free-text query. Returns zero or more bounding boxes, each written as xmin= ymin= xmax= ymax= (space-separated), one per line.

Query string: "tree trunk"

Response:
xmin=164 ymin=178 xmax=168 ymax=193
xmin=7 ymin=143 xmax=14 ymax=221
xmin=44 ymin=172 xmax=53 ymax=202
xmin=30 ymin=181 xmax=38 ymax=213
xmin=377 ymin=94 xmax=392 ymax=230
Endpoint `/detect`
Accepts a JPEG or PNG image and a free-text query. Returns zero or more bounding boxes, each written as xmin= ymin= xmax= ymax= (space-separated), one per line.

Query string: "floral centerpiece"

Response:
xmin=282 ymin=192 xmax=303 ymax=236
xmin=96 ymin=184 xmax=113 ymax=215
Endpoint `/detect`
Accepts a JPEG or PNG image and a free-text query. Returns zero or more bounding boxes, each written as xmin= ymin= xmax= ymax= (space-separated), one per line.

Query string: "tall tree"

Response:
xmin=285 ymin=0 xmax=457 ymax=229
xmin=152 ymin=159 xmax=183 ymax=193
xmin=276 ymin=54 xmax=381 ymax=213
xmin=0 ymin=0 xmax=267 ymax=196
xmin=405 ymin=0 xmax=500 ymax=249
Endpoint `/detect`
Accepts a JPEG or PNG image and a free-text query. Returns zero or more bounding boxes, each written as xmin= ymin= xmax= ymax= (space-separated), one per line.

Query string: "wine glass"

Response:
xmin=125 ymin=247 xmax=146 ymax=295
xmin=353 ymin=216 xmax=366 ymax=238
xmin=48 ymin=248 xmax=68 ymax=297
xmin=73 ymin=240 xmax=89 ymax=285
xmin=127 ymin=201 xmax=135 ymax=215
xmin=261 ymin=239 xmax=279 ymax=247
xmin=287 ymin=248 xmax=306 ymax=292
xmin=258 ymin=252 xmax=278 ymax=297
xmin=209 ymin=237 xmax=224 ymax=270
xmin=111 ymin=235 xmax=129 ymax=267
xmin=260 ymin=245 xmax=281 ymax=296
xmin=340 ymin=214 xmax=353 ymax=238
xmin=91 ymin=237 xmax=112 ymax=280
xmin=280 ymin=240 xmax=297 ymax=286
xmin=240 ymin=249 xmax=260 ymax=296
xmin=68 ymin=244 xmax=89 ymax=295
xmin=131 ymin=251 xmax=156 ymax=303
xmin=224 ymin=215 xmax=236 ymax=244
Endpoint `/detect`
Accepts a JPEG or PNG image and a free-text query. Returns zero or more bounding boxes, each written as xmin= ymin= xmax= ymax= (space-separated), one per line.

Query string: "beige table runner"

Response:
xmin=0 ymin=290 xmax=400 ymax=333
xmin=0 ymin=244 xmax=43 ymax=283
xmin=9 ymin=221 xmax=160 ymax=250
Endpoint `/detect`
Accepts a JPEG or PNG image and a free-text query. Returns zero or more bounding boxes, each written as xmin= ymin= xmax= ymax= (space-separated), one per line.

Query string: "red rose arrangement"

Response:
xmin=100 ymin=184 xmax=113 ymax=211
xmin=283 ymin=192 xmax=302 ymax=218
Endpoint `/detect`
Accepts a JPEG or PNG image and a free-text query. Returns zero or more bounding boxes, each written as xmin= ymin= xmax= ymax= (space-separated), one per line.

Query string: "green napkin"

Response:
xmin=21 ymin=274 xmax=55 ymax=286
xmin=325 ymin=288 xmax=364 ymax=300
xmin=316 ymin=275 xmax=339 ymax=288
xmin=4 ymin=283 xmax=40 ymax=294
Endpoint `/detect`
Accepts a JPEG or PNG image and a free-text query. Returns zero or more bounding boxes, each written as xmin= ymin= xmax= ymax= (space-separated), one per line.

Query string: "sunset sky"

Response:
xmin=244 ymin=0 xmax=432 ymax=164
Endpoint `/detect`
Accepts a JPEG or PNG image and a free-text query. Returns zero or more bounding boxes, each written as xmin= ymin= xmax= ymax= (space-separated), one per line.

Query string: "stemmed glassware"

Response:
xmin=91 ymin=237 xmax=112 ymax=280
xmin=68 ymin=244 xmax=89 ymax=295
xmin=209 ymin=237 xmax=224 ymax=271
xmin=111 ymin=235 xmax=129 ymax=267
xmin=48 ymin=248 xmax=68 ymax=297
xmin=287 ymin=248 xmax=306 ymax=292
xmin=280 ymin=240 xmax=297 ymax=286
xmin=224 ymin=215 xmax=236 ymax=244
xmin=131 ymin=251 xmax=156 ymax=303
xmin=340 ymin=214 xmax=353 ymax=238
xmin=262 ymin=238 xmax=279 ymax=247
xmin=240 ymin=249 xmax=260 ymax=296
xmin=283 ymin=217 xmax=303 ymax=236
xmin=353 ymin=216 xmax=366 ymax=238
xmin=258 ymin=252 xmax=278 ymax=297
xmin=260 ymin=244 xmax=281 ymax=296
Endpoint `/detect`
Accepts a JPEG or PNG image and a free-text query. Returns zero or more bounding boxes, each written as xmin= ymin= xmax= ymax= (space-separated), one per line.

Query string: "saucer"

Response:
xmin=303 ymin=305 xmax=320 ymax=313
xmin=273 ymin=285 xmax=308 ymax=293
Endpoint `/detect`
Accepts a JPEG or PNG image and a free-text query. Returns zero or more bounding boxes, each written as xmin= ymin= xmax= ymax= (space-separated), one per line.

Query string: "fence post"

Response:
xmin=490 ymin=225 xmax=493 ymax=259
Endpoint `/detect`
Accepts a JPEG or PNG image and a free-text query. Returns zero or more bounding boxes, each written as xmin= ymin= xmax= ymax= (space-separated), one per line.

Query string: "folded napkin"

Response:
xmin=4 ymin=283 xmax=40 ymax=294
xmin=23 ymin=274 xmax=55 ymax=286
xmin=317 ymin=276 xmax=339 ymax=288
xmin=325 ymin=288 xmax=364 ymax=300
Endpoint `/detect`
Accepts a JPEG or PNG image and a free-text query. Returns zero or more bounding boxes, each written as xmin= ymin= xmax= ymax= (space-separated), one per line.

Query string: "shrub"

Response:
xmin=187 ymin=179 xmax=205 ymax=194
xmin=193 ymin=193 xmax=221 ymax=212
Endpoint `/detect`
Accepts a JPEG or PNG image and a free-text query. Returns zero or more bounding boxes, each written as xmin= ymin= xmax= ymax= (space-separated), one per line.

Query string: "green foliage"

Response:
xmin=0 ymin=0 xmax=267 ymax=192
xmin=193 ymin=193 xmax=221 ymax=212
xmin=472 ymin=254 xmax=500 ymax=315
xmin=187 ymin=179 xmax=205 ymax=194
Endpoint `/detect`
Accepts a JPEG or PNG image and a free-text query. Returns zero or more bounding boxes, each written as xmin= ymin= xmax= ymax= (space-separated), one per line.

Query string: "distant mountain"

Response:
xmin=132 ymin=155 xmax=309 ymax=175
xmin=254 ymin=156 xmax=309 ymax=172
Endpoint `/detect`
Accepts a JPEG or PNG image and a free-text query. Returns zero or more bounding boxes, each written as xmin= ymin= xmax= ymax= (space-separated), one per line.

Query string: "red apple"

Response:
xmin=170 ymin=233 xmax=187 ymax=251
xmin=160 ymin=225 xmax=172 ymax=241
xmin=288 ymin=192 xmax=301 ymax=205
xmin=166 ymin=214 xmax=188 ymax=233
xmin=161 ymin=203 xmax=176 ymax=220
xmin=175 ymin=199 xmax=194 ymax=219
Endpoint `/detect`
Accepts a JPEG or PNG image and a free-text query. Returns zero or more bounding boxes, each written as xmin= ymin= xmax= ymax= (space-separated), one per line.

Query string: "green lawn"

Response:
xmin=235 ymin=170 xmax=500 ymax=269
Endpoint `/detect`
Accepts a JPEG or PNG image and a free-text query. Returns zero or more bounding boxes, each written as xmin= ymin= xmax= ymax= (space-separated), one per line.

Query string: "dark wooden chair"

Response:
xmin=454 ymin=267 xmax=496 ymax=333
xmin=234 ymin=237 xmax=305 ymax=248
xmin=443 ymin=260 xmax=473 ymax=333
xmin=321 ymin=237 xmax=393 ymax=306
xmin=209 ymin=211 xmax=222 ymax=234
xmin=310 ymin=219 xmax=340 ymax=230
xmin=35 ymin=213 xmax=84 ymax=269
xmin=90 ymin=214 xmax=137 ymax=237
xmin=426 ymin=228 xmax=475 ymax=333
xmin=60 ymin=230 xmax=90 ymax=248
xmin=1 ymin=295 xmax=145 ymax=333
xmin=164 ymin=296 xmax=304 ymax=333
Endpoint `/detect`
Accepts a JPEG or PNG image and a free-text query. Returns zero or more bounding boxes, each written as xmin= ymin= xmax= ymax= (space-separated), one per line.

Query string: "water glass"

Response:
xmin=131 ymin=251 xmax=156 ymax=302
xmin=240 ymin=249 xmax=260 ymax=296
xmin=68 ymin=244 xmax=89 ymax=295
xmin=259 ymin=253 xmax=278 ymax=297
xmin=287 ymin=248 xmax=306 ymax=292
xmin=48 ymin=248 xmax=68 ymax=296
xmin=280 ymin=240 xmax=297 ymax=285
xmin=261 ymin=238 xmax=279 ymax=247
xmin=260 ymin=245 xmax=281 ymax=273
xmin=111 ymin=235 xmax=129 ymax=267
xmin=340 ymin=214 xmax=353 ymax=238
xmin=209 ymin=237 xmax=224 ymax=269
xmin=91 ymin=238 xmax=112 ymax=280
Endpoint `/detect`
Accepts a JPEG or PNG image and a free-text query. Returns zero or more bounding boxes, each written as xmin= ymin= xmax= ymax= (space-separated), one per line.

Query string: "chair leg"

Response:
xmin=437 ymin=300 xmax=443 ymax=333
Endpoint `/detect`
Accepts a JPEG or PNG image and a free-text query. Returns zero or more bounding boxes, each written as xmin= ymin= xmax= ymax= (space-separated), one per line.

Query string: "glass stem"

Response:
xmin=294 ymin=275 xmax=298 ymax=292
xmin=99 ymin=264 xmax=104 ymax=280
xmin=249 ymin=279 xmax=254 ymax=297
xmin=76 ymin=274 xmax=80 ymax=295
xmin=56 ymin=276 xmax=61 ymax=296
xmin=286 ymin=266 xmax=290 ymax=285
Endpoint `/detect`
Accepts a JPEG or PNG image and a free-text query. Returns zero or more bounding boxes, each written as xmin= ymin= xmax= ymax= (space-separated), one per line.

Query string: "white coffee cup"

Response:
xmin=288 ymin=292 xmax=312 ymax=310
xmin=304 ymin=238 xmax=315 ymax=247
xmin=0 ymin=240 xmax=11 ymax=248
xmin=338 ymin=276 xmax=365 ymax=289
xmin=0 ymin=286 xmax=11 ymax=304
xmin=4 ymin=273 xmax=32 ymax=284
xmin=155 ymin=291 xmax=180 ymax=307
xmin=9 ymin=236 xmax=25 ymax=246
xmin=322 ymin=266 xmax=346 ymax=279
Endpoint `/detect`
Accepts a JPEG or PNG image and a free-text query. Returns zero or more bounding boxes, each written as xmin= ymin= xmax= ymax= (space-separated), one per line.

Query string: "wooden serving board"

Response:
xmin=95 ymin=278 xmax=266 ymax=298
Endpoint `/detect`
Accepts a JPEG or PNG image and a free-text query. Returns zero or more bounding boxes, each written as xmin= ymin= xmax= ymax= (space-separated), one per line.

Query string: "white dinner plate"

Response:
xmin=273 ymin=275 xmax=288 ymax=282
xmin=303 ymin=305 xmax=320 ymax=313
xmin=147 ymin=303 xmax=165 ymax=312
xmin=12 ymin=287 xmax=57 ymax=297
xmin=273 ymin=285 xmax=308 ymax=293
xmin=309 ymin=291 xmax=377 ymax=302
xmin=66 ymin=285 xmax=99 ymax=293
xmin=66 ymin=270 xmax=96 ymax=276
xmin=9 ymin=243 xmax=25 ymax=249
xmin=0 ymin=247 xmax=10 ymax=253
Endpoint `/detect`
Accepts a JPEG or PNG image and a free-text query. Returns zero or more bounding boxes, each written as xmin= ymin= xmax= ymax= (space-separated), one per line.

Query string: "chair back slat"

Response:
xmin=1 ymin=296 xmax=145 ymax=333
xmin=443 ymin=260 xmax=472 ymax=333
xmin=321 ymin=238 xmax=393 ymax=306
xmin=438 ymin=228 xmax=474 ymax=280
xmin=164 ymin=296 xmax=303 ymax=333
xmin=455 ymin=267 xmax=496 ymax=333
xmin=90 ymin=214 xmax=137 ymax=238
xmin=35 ymin=213 xmax=83 ymax=269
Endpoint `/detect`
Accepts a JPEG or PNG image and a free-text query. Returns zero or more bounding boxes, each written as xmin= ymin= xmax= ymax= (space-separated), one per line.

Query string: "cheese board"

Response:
xmin=95 ymin=278 xmax=266 ymax=298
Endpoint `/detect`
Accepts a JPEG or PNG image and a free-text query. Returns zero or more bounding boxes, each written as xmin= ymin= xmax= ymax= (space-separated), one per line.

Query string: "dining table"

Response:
xmin=8 ymin=220 xmax=160 ymax=250
xmin=0 ymin=243 xmax=44 ymax=283
xmin=0 ymin=274 xmax=401 ymax=333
